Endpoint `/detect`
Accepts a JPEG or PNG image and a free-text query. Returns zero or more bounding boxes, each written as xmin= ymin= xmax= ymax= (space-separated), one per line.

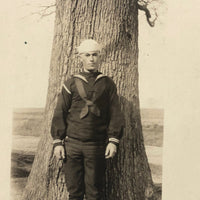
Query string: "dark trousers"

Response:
xmin=64 ymin=138 xmax=106 ymax=200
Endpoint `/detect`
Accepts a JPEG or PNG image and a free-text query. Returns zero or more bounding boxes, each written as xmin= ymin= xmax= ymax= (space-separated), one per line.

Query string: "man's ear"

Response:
xmin=75 ymin=47 xmax=79 ymax=55
xmin=98 ymin=53 xmax=102 ymax=61
xmin=78 ymin=53 xmax=82 ymax=59
xmin=78 ymin=53 xmax=83 ymax=64
xmin=98 ymin=51 xmax=104 ymax=63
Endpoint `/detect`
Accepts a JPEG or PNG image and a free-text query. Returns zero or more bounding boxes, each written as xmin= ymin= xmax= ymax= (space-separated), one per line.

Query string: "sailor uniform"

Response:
xmin=51 ymin=71 xmax=123 ymax=144
xmin=51 ymin=71 xmax=123 ymax=200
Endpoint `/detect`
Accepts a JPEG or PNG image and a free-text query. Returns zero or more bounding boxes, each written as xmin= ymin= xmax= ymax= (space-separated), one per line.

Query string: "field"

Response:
xmin=11 ymin=108 xmax=163 ymax=200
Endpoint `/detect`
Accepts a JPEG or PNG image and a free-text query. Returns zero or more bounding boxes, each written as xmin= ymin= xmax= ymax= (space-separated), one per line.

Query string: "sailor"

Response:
xmin=51 ymin=39 xmax=124 ymax=200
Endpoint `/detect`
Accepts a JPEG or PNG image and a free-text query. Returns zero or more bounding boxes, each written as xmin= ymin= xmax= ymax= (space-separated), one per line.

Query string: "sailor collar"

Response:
xmin=73 ymin=73 xmax=107 ymax=83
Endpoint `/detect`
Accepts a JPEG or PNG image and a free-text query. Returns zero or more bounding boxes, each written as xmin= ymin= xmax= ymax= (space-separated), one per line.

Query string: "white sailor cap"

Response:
xmin=77 ymin=39 xmax=102 ymax=54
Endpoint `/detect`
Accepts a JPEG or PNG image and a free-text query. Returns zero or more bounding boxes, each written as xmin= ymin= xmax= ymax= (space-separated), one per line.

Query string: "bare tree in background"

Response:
xmin=22 ymin=0 xmax=163 ymax=199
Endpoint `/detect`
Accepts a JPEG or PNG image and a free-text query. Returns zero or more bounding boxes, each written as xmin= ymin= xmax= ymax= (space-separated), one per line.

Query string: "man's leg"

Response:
xmin=83 ymin=144 xmax=106 ymax=200
xmin=64 ymin=142 xmax=85 ymax=200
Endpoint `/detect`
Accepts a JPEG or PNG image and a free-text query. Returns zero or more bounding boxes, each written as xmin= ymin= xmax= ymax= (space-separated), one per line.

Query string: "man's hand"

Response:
xmin=53 ymin=145 xmax=65 ymax=160
xmin=105 ymin=143 xmax=117 ymax=159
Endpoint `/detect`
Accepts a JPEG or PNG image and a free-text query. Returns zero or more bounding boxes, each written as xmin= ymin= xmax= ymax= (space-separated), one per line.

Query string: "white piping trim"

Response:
xmin=95 ymin=74 xmax=107 ymax=82
xmin=53 ymin=139 xmax=62 ymax=144
xmin=109 ymin=138 xmax=119 ymax=143
xmin=63 ymin=84 xmax=71 ymax=94
xmin=74 ymin=74 xmax=88 ymax=83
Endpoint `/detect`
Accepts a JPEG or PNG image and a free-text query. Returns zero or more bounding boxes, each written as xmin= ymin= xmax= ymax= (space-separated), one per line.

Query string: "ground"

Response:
xmin=11 ymin=108 xmax=163 ymax=200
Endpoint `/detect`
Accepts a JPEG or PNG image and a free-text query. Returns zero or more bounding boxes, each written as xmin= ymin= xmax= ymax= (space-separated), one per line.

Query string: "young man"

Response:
xmin=51 ymin=39 xmax=124 ymax=200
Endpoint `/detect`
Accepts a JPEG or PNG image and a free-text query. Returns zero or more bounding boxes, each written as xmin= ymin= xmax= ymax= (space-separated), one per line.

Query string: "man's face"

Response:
xmin=79 ymin=51 xmax=101 ymax=72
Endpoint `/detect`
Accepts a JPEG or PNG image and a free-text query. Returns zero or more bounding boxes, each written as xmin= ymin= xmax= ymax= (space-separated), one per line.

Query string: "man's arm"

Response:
xmin=105 ymin=78 xmax=124 ymax=158
xmin=51 ymin=78 xmax=72 ymax=158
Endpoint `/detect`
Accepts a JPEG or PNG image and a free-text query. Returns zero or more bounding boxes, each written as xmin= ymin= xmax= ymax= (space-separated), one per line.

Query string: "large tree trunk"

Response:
xmin=22 ymin=0 xmax=154 ymax=199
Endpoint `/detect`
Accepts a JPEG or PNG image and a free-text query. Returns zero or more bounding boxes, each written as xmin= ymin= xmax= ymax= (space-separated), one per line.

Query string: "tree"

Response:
xmin=22 ymin=0 xmax=158 ymax=199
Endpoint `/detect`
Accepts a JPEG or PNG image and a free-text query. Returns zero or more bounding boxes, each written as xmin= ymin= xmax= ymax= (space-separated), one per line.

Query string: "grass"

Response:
xmin=11 ymin=152 xmax=35 ymax=178
xmin=12 ymin=108 xmax=44 ymax=137
xmin=143 ymin=125 xmax=163 ymax=147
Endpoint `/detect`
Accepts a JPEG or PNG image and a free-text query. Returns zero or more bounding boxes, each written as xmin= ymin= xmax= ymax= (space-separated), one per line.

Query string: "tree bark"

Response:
xmin=22 ymin=0 xmax=155 ymax=199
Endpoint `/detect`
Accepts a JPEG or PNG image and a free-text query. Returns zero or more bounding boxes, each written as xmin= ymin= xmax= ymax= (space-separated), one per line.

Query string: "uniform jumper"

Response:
xmin=51 ymin=39 xmax=124 ymax=200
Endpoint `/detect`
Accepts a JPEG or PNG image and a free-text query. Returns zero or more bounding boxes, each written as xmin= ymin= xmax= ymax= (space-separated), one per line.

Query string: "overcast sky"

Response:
xmin=2 ymin=0 xmax=167 ymax=109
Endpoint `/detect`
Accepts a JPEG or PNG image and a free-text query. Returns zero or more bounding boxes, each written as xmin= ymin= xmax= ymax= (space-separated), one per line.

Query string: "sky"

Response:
xmin=2 ymin=0 xmax=166 ymax=109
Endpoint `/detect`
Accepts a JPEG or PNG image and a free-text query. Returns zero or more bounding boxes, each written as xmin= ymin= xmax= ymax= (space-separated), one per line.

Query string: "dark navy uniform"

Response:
xmin=51 ymin=71 xmax=123 ymax=200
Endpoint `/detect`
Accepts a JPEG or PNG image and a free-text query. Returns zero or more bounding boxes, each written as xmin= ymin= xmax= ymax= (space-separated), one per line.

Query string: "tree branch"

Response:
xmin=137 ymin=0 xmax=161 ymax=27
xmin=19 ymin=3 xmax=56 ymax=21
xmin=35 ymin=3 xmax=56 ymax=19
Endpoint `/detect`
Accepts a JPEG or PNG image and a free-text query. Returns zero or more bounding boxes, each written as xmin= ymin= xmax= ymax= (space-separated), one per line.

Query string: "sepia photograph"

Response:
xmin=10 ymin=0 xmax=166 ymax=199
xmin=1 ymin=0 xmax=200 ymax=200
